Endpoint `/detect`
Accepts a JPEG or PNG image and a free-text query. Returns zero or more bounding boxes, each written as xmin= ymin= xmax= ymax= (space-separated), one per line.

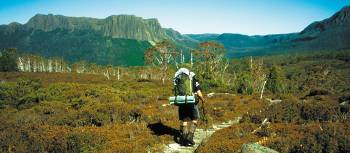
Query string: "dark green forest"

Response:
xmin=0 ymin=27 xmax=151 ymax=66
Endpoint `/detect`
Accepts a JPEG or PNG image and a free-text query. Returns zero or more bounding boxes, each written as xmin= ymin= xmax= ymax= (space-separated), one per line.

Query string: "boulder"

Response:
xmin=241 ymin=143 xmax=279 ymax=153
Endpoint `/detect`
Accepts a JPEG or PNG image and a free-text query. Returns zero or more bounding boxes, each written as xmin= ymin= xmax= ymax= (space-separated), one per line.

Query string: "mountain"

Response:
xmin=185 ymin=34 xmax=220 ymax=42
xmin=296 ymin=5 xmax=350 ymax=49
xmin=0 ymin=14 xmax=194 ymax=66
xmin=25 ymin=14 xmax=171 ymax=42
xmin=1 ymin=6 xmax=349 ymax=65
xmin=187 ymin=5 xmax=350 ymax=58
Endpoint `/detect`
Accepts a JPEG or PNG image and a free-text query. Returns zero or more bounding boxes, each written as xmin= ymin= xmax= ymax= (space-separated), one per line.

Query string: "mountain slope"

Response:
xmin=0 ymin=25 xmax=151 ymax=66
xmin=296 ymin=5 xmax=350 ymax=49
xmin=0 ymin=14 xmax=195 ymax=66
xmin=188 ymin=5 xmax=350 ymax=57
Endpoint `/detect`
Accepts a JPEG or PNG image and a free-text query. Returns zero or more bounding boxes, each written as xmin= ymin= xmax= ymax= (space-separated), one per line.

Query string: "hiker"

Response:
xmin=173 ymin=68 xmax=205 ymax=146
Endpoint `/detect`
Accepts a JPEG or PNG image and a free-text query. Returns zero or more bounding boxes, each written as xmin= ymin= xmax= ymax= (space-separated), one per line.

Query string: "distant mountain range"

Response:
xmin=0 ymin=6 xmax=349 ymax=65
xmin=187 ymin=5 xmax=350 ymax=58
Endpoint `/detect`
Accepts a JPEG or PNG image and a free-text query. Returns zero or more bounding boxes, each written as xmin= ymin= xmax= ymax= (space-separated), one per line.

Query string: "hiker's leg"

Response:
xmin=179 ymin=105 xmax=194 ymax=146
xmin=180 ymin=121 xmax=188 ymax=136
xmin=180 ymin=121 xmax=189 ymax=145
xmin=185 ymin=120 xmax=197 ymax=145
xmin=187 ymin=104 xmax=199 ymax=146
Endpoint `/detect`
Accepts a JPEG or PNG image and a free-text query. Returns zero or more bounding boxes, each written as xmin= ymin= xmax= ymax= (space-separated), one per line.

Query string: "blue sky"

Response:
xmin=0 ymin=0 xmax=349 ymax=35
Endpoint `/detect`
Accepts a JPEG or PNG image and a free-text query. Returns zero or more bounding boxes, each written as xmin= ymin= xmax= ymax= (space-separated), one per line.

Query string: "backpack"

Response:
xmin=169 ymin=73 xmax=196 ymax=105
xmin=174 ymin=73 xmax=193 ymax=96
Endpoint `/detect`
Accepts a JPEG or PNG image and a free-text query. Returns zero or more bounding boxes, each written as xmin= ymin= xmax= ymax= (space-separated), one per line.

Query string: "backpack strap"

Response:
xmin=189 ymin=75 xmax=193 ymax=96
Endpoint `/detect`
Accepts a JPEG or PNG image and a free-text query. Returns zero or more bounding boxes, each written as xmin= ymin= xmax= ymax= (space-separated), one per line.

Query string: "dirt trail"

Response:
xmin=163 ymin=117 xmax=242 ymax=153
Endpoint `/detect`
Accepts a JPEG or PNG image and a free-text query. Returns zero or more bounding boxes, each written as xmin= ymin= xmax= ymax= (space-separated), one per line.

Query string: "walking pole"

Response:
xmin=201 ymin=99 xmax=208 ymax=137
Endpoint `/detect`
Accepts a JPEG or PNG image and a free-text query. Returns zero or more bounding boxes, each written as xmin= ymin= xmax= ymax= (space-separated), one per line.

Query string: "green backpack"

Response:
xmin=174 ymin=73 xmax=193 ymax=96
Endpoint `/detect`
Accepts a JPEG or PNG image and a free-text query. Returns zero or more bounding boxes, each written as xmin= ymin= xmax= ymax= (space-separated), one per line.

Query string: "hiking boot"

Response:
xmin=180 ymin=133 xmax=191 ymax=146
xmin=186 ymin=123 xmax=196 ymax=146
xmin=186 ymin=132 xmax=195 ymax=146
xmin=179 ymin=125 xmax=190 ymax=146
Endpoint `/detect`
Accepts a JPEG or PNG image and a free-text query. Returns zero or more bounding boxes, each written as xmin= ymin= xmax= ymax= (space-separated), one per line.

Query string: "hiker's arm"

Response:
xmin=197 ymin=90 xmax=207 ymax=120
xmin=196 ymin=90 xmax=205 ymax=103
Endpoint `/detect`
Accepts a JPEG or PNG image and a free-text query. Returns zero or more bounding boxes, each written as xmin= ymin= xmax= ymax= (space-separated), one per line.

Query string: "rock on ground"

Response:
xmin=241 ymin=143 xmax=279 ymax=153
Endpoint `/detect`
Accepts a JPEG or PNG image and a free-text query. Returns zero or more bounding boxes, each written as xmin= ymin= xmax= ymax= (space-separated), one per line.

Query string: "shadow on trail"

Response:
xmin=147 ymin=122 xmax=180 ymax=143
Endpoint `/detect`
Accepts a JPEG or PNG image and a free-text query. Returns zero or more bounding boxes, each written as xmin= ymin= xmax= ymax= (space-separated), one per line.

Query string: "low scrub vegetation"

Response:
xmin=0 ymin=50 xmax=349 ymax=152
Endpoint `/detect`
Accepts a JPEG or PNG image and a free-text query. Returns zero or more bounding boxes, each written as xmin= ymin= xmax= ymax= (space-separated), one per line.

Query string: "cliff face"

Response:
xmin=0 ymin=14 xmax=197 ymax=66
xmin=101 ymin=15 xmax=168 ymax=41
xmin=25 ymin=14 xmax=169 ymax=41
xmin=25 ymin=14 xmax=101 ymax=31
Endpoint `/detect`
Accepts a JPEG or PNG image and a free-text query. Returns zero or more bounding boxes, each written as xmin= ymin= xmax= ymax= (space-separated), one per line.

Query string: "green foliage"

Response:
xmin=0 ymin=76 xmax=176 ymax=152
xmin=0 ymin=121 xmax=106 ymax=153
xmin=241 ymin=100 xmax=300 ymax=124
xmin=242 ymin=96 xmax=344 ymax=124
xmin=0 ymin=83 xmax=14 ymax=108
xmin=300 ymin=100 xmax=339 ymax=121
xmin=0 ymin=78 xmax=43 ymax=109
xmin=236 ymin=73 xmax=254 ymax=95
xmin=193 ymin=41 xmax=226 ymax=79
xmin=0 ymin=48 xmax=18 ymax=72
xmin=191 ymin=41 xmax=230 ymax=92
xmin=265 ymin=100 xmax=301 ymax=123
xmin=200 ymin=79 xmax=226 ymax=92
xmin=66 ymin=131 xmax=106 ymax=152
xmin=267 ymin=65 xmax=286 ymax=94
xmin=0 ymin=28 xmax=151 ymax=66
xmin=289 ymin=123 xmax=350 ymax=153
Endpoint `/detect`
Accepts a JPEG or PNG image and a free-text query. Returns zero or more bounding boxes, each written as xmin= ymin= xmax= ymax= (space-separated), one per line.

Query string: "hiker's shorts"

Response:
xmin=178 ymin=104 xmax=200 ymax=121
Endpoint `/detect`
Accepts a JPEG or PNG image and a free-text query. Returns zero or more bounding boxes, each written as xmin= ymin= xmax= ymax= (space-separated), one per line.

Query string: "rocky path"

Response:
xmin=163 ymin=117 xmax=242 ymax=153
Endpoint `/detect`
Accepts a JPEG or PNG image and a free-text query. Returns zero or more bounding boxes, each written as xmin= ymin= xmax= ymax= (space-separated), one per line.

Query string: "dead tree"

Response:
xmin=144 ymin=40 xmax=179 ymax=84
xmin=260 ymin=80 xmax=267 ymax=99
xmin=249 ymin=58 xmax=268 ymax=95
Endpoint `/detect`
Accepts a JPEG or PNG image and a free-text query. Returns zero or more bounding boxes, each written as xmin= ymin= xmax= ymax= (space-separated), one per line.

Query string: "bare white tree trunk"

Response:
xmin=58 ymin=60 xmax=62 ymax=72
xmin=67 ymin=66 xmax=71 ymax=72
xmin=17 ymin=57 xmax=24 ymax=71
xmin=48 ymin=60 xmax=52 ymax=72
xmin=250 ymin=56 xmax=253 ymax=70
xmin=41 ymin=60 xmax=45 ymax=72
xmin=33 ymin=60 xmax=37 ymax=72
xmin=180 ymin=50 xmax=185 ymax=63
xmin=104 ymin=69 xmax=110 ymax=80
xmin=26 ymin=57 xmax=31 ymax=72
xmin=112 ymin=69 xmax=116 ymax=76
xmin=260 ymin=80 xmax=267 ymax=99
xmin=190 ymin=51 xmax=193 ymax=67
xmin=117 ymin=68 xmax=120 ymax=80
xmin=54 ymin=60 xmax=58 ymax=72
